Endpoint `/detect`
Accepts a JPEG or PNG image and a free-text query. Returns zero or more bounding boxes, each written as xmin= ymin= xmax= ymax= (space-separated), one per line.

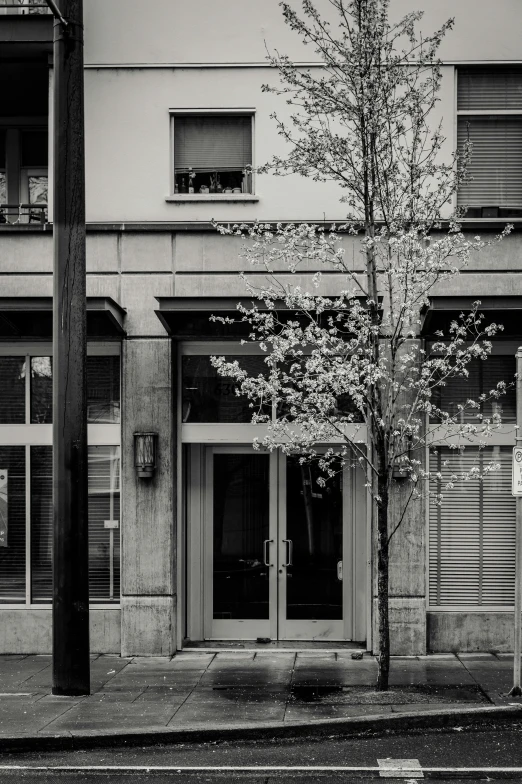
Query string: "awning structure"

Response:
xmin=156 ymin=297 xmax=265 ymax=338
xmin=421 ymin=296 xmax=522 ymax=337
xmin=0 ymin=297 xmax=126 ymax=338
xmin=156 ymin=296 xmax=378 ymax=338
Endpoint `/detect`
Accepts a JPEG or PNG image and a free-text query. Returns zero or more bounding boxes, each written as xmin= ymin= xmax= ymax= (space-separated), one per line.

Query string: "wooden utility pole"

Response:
xmin=50 ymin=0 xmax=90 ymax=696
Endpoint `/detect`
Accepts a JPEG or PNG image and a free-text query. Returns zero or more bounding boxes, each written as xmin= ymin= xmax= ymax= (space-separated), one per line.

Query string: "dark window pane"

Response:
xmin=31 ymin=446 xmax=52 ymax=601
xmin=88 ymin=446 xmax=120 ymax=602
xmin=21 ymin=130 xmax=48 ymax=167
xmin=0 ymin=357 xmax=25 ymax=423
xmin=213 ymin=454 xmax=270 ymax=620
xmin=182 ymin=355 xmax=269 ymax=423
xmin=286 ymin=458 xmax=343 ymax=620
xmin=30 ymin=357 xmax=52 ymax=423
xmin=31 ymin=445 xmax=121 ymax=603
xmin=87 ymin=356 xmax=120 ymax=423
xmin=431 ymin=356 xmax=515 ymax=423
xmin=0 ymin=447 xmax=26 ymax=602
xmin=31 ymin=355 xmax=121 ymax=424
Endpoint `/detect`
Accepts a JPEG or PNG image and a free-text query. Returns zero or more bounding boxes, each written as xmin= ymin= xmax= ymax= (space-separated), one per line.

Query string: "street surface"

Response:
xmin=1 ymin=722 xmax=522 ymax=781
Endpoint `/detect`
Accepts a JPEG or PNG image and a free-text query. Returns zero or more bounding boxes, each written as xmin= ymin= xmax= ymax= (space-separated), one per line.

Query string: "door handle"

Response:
xmin=263 ymin=539 xmax=273 ymax=567
xmin=283 ymin=539 xmax=293 ymax=567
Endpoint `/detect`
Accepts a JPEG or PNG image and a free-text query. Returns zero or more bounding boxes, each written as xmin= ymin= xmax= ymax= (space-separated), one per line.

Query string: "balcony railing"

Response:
xmin=0 ymin=204 xmax=47 ymax=224
xmin=0 ymin=0 xmax=50 ymax=14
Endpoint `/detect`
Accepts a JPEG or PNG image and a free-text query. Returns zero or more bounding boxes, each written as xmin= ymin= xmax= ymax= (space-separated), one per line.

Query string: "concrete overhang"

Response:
xmin=0 ymin=14 xmax=53 ymax=57
xmin=421 ymin=296 xmax=522 ymax=338
xmin=0 ymin=297 xmax=126 ymax=338
xmin=155 ymin=295 xmax=377 ymax=339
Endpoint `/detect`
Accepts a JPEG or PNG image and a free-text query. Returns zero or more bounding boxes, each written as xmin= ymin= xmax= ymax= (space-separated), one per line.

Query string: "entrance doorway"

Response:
xmin=185 ymin=445 xmax=367 ymax=642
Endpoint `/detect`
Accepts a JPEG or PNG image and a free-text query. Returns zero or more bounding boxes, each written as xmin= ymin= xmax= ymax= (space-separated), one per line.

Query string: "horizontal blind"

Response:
xmin=457 ymin=115 xmax=522 ymax=207
xmin=31 ymin=445 xmax=52 ymax=602
xmin=174 ymin=115 xmax=252 ymax=172
xmin=458 ymin=69 xmax=522 ymax=111
xmin=0 ymin=447 xmax=25 ymax=601
xmin=30 ymin=445 xmax=121 ymax=603
xmin=432 ymin=356 xmax=515 ymax=424
xmin=457 ymin=116 xmax=522 ymax=206
xmin=429 ymin=447 xmax=515 ymax=606
xmin=88 ymin=446 xmax=120 ymax=601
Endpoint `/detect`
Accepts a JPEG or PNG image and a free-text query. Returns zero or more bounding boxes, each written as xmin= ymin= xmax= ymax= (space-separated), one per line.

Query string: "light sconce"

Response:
xmin=134 ymin=432 xmax=158 ymax=479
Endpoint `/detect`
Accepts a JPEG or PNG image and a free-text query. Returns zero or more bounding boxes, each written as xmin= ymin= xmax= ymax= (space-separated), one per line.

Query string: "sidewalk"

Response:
xmin=0 ymin=651 xmax=521 ymax=750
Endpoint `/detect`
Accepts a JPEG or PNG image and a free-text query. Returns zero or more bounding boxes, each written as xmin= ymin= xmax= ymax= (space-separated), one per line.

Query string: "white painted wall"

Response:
xmin=84 ymin=64 xmax=455 ymax=223
xmin=84 ymin=0 xmax=522 ymax=65
xmin=82 ymin=0 xmax=520 ymax=222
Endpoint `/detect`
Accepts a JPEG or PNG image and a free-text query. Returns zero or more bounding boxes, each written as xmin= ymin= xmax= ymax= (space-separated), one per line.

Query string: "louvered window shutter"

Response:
xmin=432 ymin=356 xmax=516 ymax=424
xmin=457 ymin=69 xmax=522 ymax=208
xmin=429 ymin=447 xmax=516 ymax=606
xmin=174 ymin=115 xmax=252 ymax=172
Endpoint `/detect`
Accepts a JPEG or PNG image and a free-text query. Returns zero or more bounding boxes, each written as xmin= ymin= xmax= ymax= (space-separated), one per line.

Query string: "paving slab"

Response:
xmin=185 ymin=686 xmax=290 ymax=705
xmin=44 ymin=701 xmax=178 ymax=732
xmin=0 ymin=700 xmax=78 ymax=735
xmin=169 ymin=701 xmax=286 ymax=725
xmin=284 ymin=704 xmax=393 ymax=721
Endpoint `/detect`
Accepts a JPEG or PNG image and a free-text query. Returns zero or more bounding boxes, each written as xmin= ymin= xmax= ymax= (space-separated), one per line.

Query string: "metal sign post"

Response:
xmin=509 ymin=347 xmax=522 ymax=697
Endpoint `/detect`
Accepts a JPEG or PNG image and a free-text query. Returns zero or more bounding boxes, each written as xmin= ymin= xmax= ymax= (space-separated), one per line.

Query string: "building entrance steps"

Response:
xmin=0 ymin=652 xmax=520 ymax=751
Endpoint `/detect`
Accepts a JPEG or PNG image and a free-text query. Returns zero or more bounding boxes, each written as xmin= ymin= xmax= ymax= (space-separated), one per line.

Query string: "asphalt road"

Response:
xmin=2 ymin=722 xmax=522 ymax=781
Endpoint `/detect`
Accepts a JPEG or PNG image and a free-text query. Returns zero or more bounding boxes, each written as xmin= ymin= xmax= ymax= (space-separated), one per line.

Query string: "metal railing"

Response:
xmin=0 ymin=204 xmax=48 ymax=224
xmin=0 ymin=0 xmax=51 ymax=14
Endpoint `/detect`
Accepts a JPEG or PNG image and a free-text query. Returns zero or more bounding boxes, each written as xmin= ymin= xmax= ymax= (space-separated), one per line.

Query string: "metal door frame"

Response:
xmin=185 ymin=444 xmax=366 ymax=642
xmin=277 ymin=455 xmax=354 ymax=641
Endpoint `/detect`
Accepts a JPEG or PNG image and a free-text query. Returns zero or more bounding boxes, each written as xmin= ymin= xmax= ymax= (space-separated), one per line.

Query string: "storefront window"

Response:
xmin=0 ymin=447 xmax=26 ymax=602
xmin=31 ymin=355 xmax=121 ymax=424
xmin=182 ymin=355 xmax=269 ymax=423
xmin=0 ymin=347 xmax=121 ymax=605
xmin=431 ymin=356 xmax=516 ymax=423
xmin=0 ymin=357 xmax=25 ymax=423
xmin=429 ymin=446 xmax=515 ymax=606
xmin=30 ymin=446 xmax=121 ymax=604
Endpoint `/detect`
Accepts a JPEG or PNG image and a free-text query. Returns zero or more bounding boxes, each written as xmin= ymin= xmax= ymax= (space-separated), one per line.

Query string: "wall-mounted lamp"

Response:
xmin=134 ymin=432 xmax=158 ymax=479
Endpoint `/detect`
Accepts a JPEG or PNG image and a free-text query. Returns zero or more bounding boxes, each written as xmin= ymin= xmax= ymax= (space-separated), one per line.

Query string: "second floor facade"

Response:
xmin=0 ymin=0 xmax=521 ymax=228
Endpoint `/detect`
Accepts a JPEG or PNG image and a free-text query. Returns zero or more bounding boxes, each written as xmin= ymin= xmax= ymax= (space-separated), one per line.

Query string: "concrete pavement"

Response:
xmin=0 ymin=651 xmax=520 ymax=750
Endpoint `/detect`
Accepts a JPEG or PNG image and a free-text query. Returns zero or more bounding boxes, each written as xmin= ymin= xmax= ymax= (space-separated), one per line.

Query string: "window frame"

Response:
xmin=426 ymin=341 xmax=518 ymax=611
xmin=168 ymin=108 xmax=258 ymax=202
xmin=456 ymin=68 xmax=522 ymax=217
xmin=0 ymin=341 xmax=121 ymax=609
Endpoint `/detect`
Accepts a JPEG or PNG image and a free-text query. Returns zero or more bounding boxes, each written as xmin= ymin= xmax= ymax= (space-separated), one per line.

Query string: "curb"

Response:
xmin=0 ymin=704 xmax=521 ymax=753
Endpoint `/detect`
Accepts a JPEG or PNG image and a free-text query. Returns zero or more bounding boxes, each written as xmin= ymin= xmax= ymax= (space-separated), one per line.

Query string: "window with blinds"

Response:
xmin=457 ymin=69 xmax=522 ymax=217
xmin=429 ymin=447 xmax=516 ymax=607
xmin=430 ymin=355 xmax=515 ymax=424
xmin=30 ymin=445 xmax=121 ymax=603
xmin=173 ymin=114 xmax=253 ymax=195
xmin=0 ymin=347 xmax=121 ymax=605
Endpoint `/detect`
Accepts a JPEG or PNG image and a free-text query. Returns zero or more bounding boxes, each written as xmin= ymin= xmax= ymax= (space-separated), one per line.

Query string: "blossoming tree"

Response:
xmin=212 ymin=0 xmax=510 ymax=690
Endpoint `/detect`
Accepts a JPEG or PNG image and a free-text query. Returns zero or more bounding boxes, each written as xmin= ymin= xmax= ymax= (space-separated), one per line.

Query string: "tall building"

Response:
xmin=0 ymin=0 xmax=521 ymax=656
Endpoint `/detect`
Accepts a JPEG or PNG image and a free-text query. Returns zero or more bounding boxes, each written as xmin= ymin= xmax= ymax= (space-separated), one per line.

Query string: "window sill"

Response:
xmin=166 ymin=194 xmax=259 ymax=203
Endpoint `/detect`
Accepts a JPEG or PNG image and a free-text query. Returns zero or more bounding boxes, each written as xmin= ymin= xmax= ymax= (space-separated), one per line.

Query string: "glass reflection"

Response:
xmin=286 ymin=458 xmax=343 ymax=620
xmin=213 ymin=454 xmax=270 ymax=620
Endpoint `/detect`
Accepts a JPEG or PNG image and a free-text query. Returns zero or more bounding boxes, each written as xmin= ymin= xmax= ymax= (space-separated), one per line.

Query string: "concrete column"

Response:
xmin=121 ymin=337 xmax=176 ymax=656
xmin=372 ymin=340 xmax=427 ymax=656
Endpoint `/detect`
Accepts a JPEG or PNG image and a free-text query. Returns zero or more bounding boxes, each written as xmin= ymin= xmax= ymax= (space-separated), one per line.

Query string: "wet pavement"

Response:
xmin=0 ymin=651 xmax=519 ymax=737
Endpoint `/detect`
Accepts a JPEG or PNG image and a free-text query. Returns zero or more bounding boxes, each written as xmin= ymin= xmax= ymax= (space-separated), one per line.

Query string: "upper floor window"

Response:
xmin=0 ymin=0 xmax=50 ymax=14
xmin=173 ymin=114 xmax=253 ymax=195
xmin=457 ymin=69 xmax=522 ymax=218
xmin=0 ymin=127 xmax=48 ymax=224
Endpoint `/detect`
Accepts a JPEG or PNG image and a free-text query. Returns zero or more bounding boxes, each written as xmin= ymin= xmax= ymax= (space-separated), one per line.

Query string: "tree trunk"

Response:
xmin=376 ymin=456 xmax=390 ymax=691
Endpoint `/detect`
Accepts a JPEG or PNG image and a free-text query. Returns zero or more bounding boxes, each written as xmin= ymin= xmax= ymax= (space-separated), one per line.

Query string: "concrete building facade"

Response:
xmin=0 ymin=0 xmax=521 ymax=655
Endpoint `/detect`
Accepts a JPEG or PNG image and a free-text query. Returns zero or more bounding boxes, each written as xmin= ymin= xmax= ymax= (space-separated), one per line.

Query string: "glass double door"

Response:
xmin=204 ymin=446 xmax=353 ymax=641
